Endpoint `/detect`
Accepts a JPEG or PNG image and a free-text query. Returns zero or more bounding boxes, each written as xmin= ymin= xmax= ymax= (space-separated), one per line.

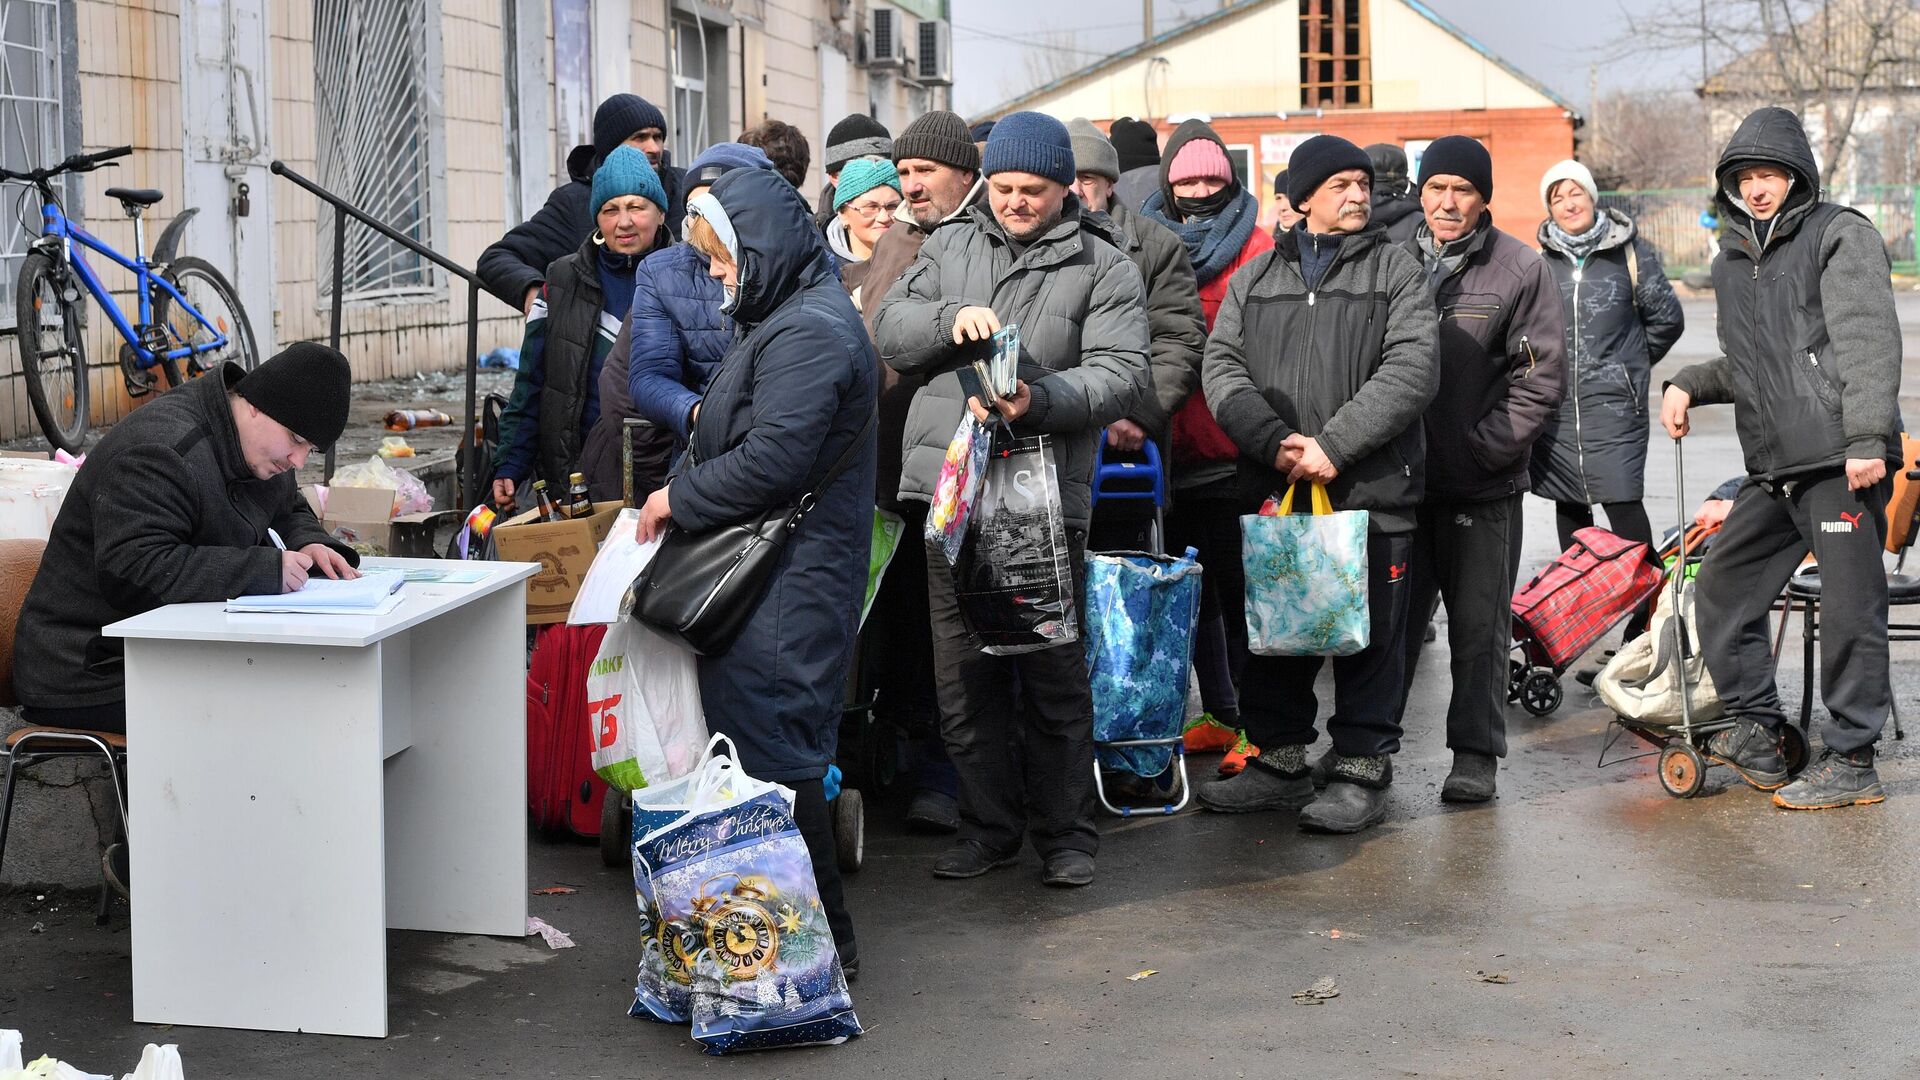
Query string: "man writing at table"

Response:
xmin=12 ymin=342 xmax=361 ymax=737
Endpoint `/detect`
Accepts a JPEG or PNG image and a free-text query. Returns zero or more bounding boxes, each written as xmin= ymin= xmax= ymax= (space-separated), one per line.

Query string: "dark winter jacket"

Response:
xmin=1115 ymin=164 xmax=1160 ymax=212
xmin=1104 ymin=199 xmax=1206 ymax=436
xmin=1202 ymin=224 xmax=1439 ymax=533
xmin=579 ymin=317 xmax=675 ymax=502
xmin=874 ymin=196 xmax=1152 ymax=532
xmin=1530 ymin=209 xmax=1686 ymax=505
xmin=666 ymin=169 xmax=878 ymax=784
xmin=1410 ymin=217 xmax=1568 ymax=501
xmin=476 ymin=143 xmax=687 ymax=309
xmin=492 ymin=235 xmax=650 ymax=492
xmin=12 ymin=366 xmax=357 ymax=710
xmin=1666 ymin=106 xmax=1904 ymax=481
xmin=1372 ymin=190 xmax=1422 ymax=243
xmin=626 ymin=242 xmax=733 ymax=441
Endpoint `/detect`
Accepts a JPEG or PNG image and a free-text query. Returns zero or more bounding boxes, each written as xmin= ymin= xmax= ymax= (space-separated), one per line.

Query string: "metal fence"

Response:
xmin=1598 ymin=185 xmax=1920 ymax=276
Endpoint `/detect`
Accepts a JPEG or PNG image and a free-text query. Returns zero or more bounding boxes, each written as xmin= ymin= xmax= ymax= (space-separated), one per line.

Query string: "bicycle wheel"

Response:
xmin=153 ymin=256 xmax=258 ymax=385
xmin=14 ymin=250 xmax=89 ymax=453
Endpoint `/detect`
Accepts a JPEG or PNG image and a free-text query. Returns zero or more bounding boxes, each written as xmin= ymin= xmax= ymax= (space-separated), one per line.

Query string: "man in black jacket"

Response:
xmin=476 ymin=94 xmax=686 ymax=311
xmin=11 ymin=344 xmax=361 ymax=735
xmin=1199 ymin=135 xmax=1438 ymax=834
xmin=1663 ymin=107 xmax=1904 ymax=810
xmin=1365 ymin=143 xmax=1421 ymax=243
xmin=1393 ymin=136 xmax=1565 ymax=804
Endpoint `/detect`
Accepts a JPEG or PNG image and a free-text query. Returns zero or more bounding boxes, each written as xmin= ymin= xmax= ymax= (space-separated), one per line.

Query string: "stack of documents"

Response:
xmin=227 ymin=570 xmax=407 ymax=616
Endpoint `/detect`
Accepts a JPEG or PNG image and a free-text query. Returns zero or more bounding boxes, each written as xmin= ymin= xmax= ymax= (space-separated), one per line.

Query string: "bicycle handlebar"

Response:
xmin=0 ymin=145 xmax=132 ymax=184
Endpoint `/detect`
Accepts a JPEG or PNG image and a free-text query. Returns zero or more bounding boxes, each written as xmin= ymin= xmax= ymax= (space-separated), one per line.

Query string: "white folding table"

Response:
xmin=104 ymin=557 xmax=540 ymax=1037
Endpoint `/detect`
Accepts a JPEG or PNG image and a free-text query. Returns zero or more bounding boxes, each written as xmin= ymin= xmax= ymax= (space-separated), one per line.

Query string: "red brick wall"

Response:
xmin=1134 ymin=107 xmax=1575 ymax=245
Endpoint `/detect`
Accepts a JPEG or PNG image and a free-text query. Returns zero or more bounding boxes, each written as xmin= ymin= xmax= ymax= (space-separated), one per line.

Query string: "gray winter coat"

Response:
xmin=12 ymin=366 xmax=357 ymax=710
xmin=1530 ymin=209 xmax=1685 ymax=505
xmin=1202 ymin=224 xmax=1439 ymax=533
xmin=1666 ymin=106 xmax=1904 ymax=480
xmin=1104 ymin=199 xmax=1206 ymax=435
xmin=874 ymin=198 xmax=1152 ymax=531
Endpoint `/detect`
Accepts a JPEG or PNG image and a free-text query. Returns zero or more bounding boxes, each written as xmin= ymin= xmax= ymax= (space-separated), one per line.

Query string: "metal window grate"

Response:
xmin=0 ymin=0 xmax=62 ymax=327
xmin=1299 ymin=0 xmax=1371 ymax=110
xmin=314 ymin=0 xmax=434 ymax=301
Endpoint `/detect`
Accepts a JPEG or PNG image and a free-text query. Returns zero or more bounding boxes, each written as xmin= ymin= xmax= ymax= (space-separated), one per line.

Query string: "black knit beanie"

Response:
xmin=1287 ymin=134 xmax=1373 ymax=209
xmin=235 ymin=341 xmax=352 ymax=448
xmin=1109 ymin=117 xmax=1161 ymax=173
xmin=825 ymin=113 xmax=892 ymax=173
xmin=592 ymin=94 xmax=667 ymax=166
xmin=892 ymin=110 xmax=981 ymax=173
xmin=1416 ymin=135 xmax=1493 ymax=200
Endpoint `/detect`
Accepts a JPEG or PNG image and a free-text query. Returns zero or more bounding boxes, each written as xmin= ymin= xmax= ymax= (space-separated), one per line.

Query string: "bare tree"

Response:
xmin=1614 ymin=0 xmax=1920 ymax=188
xmin=995 ymin=29 xmax=1091 ymax=104
xmin=1584 ymin=90 xmax=1717 ymax=189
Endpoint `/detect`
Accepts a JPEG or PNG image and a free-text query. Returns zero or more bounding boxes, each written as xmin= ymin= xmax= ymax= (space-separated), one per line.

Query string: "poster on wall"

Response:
xmin=553 ymin=0 xmax=594 ymax=182
xmin=1257 ymin=133 xmax=1319 ymax=232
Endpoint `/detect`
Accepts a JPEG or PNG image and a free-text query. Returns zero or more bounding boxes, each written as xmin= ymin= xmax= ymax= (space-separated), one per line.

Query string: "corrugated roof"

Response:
xmin=972 ymin=0 xmax=1579 ymax=122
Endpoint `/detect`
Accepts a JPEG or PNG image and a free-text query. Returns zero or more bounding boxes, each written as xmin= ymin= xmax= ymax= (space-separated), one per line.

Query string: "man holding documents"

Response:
xmin=12 ymin=342 xmax=360 ymax=735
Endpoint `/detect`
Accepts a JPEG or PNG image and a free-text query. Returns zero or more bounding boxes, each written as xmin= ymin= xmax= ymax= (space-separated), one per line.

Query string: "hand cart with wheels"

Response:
xmin=1086 ymin=434 xmax=1200 ymax=816
xmin=1596 ymin=439 xmax=1810 ymax=797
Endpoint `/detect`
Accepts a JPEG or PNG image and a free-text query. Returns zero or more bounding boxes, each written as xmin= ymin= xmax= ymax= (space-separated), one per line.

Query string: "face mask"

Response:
xmin=1174 ymin=182 xmax=1236 ymax=219
xmin=720 ymin=282 xmax=740 ymax=315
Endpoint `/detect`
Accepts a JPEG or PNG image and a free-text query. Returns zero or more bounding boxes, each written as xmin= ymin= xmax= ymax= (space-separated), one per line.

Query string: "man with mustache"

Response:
xmin=1391 ymin=135 xmax=1565 ymax=805
xmin=1199 ymin=135 xmax=1438 ymax=834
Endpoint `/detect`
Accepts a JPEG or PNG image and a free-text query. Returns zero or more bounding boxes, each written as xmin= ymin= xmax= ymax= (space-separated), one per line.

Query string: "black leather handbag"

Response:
xmin=631 ymin=414 xmax=874 ymax=656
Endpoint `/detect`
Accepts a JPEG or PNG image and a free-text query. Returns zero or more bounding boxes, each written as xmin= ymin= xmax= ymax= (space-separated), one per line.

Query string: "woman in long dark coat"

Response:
xmin=635 ymin=168 xmax=877 ymax=974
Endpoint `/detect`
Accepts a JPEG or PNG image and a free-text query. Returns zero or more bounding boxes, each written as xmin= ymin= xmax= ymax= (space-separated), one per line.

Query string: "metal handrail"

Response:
xmin=268 ymin=159 xmax=499 ymax=507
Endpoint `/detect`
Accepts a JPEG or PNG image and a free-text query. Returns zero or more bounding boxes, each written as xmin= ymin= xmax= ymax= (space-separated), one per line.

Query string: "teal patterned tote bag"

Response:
xmin=1241 ymin=482 xmax=1370 ymax=656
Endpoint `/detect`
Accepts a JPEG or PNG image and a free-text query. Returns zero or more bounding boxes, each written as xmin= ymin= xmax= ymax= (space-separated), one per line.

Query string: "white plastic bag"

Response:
xmin=1594 ymin=579 xmax=1725 ymax=726
xmin=585 ymin=618 xmax=708 ymax=794
xmin=0 ymin=1029 xmax=113 ymax=1080
xmin=120 ymin=1045 xmax=184 ymax=1080
xmin=329 ymin=455 xmax=432 ymax=515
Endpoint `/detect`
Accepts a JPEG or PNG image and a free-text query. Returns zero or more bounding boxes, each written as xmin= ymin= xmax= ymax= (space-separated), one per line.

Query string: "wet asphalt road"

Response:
xmin=6 ymin=294 xmax=1920 ymax=1078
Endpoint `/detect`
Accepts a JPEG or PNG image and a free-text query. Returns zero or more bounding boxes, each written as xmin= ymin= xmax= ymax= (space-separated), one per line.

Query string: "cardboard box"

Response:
xmin=302 ymin=483 xmax=401 ymax=555
xmin=490 ymin=500 xmax=624 ymax=624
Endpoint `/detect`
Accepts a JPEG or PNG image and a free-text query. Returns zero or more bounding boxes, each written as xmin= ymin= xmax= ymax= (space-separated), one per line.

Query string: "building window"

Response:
xmin=551 ymin=0 xmax=593 ymax=180
xmin=0 ymin=0 xmax=63 ymax=327
xmin=670 ymin=12 xmax=728 ymax=167
xmin=314 ymin=0 xmax=435 ymax=301
xmin=1299 ymin=0 xmax=1370 ymax=109
xmin=1226 ymin=144 xmax=1254 ymax=190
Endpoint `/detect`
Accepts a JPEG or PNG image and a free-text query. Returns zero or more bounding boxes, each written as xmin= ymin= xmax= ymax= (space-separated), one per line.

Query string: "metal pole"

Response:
xmin=325 ymin=202 xmax=346 ymax=483
xmin=1143 ymin=0 xmax=1151 ymax=41
xmin=462 ymin=278 xmax=480 ymax=510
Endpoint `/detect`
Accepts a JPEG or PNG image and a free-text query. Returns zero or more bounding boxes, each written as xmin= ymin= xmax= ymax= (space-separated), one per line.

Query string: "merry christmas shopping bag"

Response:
xmin=1242 ymin=482 xmax=1370 ymax=656
xmin=632 ymin=752 xmax=861 ymax=1054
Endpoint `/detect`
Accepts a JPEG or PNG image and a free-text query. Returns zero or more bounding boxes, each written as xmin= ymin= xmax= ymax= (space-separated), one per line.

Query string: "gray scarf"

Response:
xmin=1546 ymin=209 xmax=1612 ymax=263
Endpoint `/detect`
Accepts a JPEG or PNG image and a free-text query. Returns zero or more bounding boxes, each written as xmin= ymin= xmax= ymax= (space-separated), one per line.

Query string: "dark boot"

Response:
xmin=1299 ymin=755 xmax=1392 ymax=834
xmin=1040 ymin=850 xmax=1094 ymax=887
xmin=1440 ymin=751 xmax=1498 ymax=803
xmin=931 ymin=840 xmax=1020 ymax=879
xmin=1705 ymin=718 xmax=1789 ymax=791
xmin=1772 ymin=748 xmax=1884 ymax=810
xmin=905 ymin=788 xmax=961 ymax=833
xmin=1198 ymin=746 xmax=1315 ymax=813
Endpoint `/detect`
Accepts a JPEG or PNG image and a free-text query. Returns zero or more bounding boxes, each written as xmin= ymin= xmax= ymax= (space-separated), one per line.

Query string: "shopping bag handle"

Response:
xmin=1275 ymin=481 xmax=1334 ymax=516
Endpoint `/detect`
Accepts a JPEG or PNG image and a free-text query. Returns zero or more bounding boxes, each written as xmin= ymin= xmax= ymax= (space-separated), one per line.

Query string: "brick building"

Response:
xmin=0 ymin=0 xmax=953 ymax=444
xmin=972 ymin=0 xmax=1578 ymax=237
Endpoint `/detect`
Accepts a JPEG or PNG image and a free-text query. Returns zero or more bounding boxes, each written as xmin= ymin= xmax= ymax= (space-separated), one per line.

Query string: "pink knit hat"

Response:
xmin=1167 ymin=137 xmax=1232 ymax=185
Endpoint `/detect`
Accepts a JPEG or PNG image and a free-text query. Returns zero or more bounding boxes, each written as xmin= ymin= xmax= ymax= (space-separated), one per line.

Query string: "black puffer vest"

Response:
xmin=1712 ymin=199 xmax=1863 ymax=480
xmin=535 ymin=237 xmax=610 ymax=488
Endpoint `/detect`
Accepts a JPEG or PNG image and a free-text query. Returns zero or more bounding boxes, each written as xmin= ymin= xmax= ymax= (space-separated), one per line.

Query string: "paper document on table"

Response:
xmin=569 ymin=508 xmax=660 ymax=625
xmin=226 ymin=569 xmax=407 ymax=614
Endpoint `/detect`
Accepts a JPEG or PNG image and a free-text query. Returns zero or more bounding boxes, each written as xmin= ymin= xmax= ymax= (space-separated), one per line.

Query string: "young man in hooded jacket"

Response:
xmin=1662 ymin=107 xmax=1904 ymax=810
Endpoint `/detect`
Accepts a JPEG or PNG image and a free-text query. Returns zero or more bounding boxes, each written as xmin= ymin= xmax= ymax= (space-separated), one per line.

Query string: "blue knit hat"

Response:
xmin=832 ymin=157 xmax=903 ymax=211
xmin=591 ymin=146 xmax=668 ymax=215
xmin=685 ymin=142 xmax=777 ymax=189
xmin=981 ymin=112 xmax=1074 ymax=186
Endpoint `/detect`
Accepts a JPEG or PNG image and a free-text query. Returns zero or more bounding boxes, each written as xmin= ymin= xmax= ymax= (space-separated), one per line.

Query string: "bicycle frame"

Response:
xmin=33 ymin=196 xmax=229 ymax=368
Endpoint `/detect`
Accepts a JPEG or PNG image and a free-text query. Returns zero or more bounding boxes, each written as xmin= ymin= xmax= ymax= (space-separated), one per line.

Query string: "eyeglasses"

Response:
xmin=847 ymin=199 xmax=901 ymax=220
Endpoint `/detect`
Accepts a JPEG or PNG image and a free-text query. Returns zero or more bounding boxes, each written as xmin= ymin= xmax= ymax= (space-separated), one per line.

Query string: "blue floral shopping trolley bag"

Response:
xmin=1084 ymin=548 xmax=1203 ymax=775
xmin=1242 ymin=482 xmax=1371 ymax=656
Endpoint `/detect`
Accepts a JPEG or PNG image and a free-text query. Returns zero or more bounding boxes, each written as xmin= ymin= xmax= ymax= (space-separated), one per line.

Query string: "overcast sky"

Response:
xmin=951 ymin=0 xmax=1701 ymax=118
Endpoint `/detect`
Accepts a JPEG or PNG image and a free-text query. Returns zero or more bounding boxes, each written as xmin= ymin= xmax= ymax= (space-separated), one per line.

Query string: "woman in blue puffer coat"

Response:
xmin=635 ymin=168 xmax=878 ymax=975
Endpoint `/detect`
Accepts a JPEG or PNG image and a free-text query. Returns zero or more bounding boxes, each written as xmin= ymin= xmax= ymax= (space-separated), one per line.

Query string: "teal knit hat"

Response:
xmin=832 ymin=157 xmax=903 ymax=212
xmin=591 ymin=145 xmax=668 ymax=215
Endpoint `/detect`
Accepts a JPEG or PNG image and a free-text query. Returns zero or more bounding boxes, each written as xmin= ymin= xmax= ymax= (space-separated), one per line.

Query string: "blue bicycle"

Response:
xmin=4 ymin=145 xmax=258 ymax=451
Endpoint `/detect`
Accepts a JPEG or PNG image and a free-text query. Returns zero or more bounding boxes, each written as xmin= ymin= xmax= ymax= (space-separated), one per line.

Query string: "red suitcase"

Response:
xmin=526 ymin=622 xmax=610 ymax=837
xmin=1511 ymin=526 xmax=1663 ymax=670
